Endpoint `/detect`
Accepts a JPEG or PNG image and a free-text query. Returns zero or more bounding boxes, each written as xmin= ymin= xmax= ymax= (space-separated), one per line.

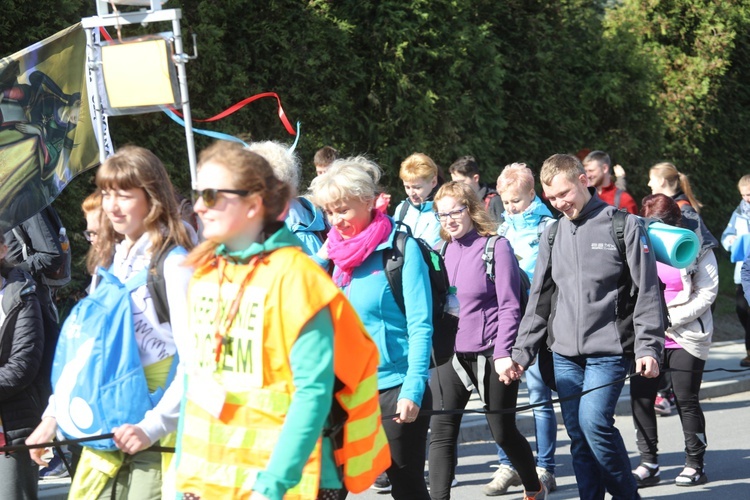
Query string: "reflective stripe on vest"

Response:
xmin=176 ymin=247 xmax=389 ymax=497
xmin=328 ymin=295 xmax=391 ymax=492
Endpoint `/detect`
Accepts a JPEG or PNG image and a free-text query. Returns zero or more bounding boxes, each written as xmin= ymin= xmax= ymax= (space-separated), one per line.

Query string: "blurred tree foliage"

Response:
xmin=1 ymin=0 xmax=749 ymax=304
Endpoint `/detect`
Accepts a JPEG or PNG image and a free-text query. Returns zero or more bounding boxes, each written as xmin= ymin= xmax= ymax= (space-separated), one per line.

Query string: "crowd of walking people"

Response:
xmin=0 ymin=139 xmax=743 ymax=500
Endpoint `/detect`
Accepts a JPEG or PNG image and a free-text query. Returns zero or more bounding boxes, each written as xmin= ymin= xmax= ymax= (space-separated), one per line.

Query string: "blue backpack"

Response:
xmin=51 ymin=251 xmax=181 ymax=450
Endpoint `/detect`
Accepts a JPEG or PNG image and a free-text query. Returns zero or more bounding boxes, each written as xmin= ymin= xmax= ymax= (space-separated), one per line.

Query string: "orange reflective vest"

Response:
xmin=175 ymin=247 xmax=390 ymax=499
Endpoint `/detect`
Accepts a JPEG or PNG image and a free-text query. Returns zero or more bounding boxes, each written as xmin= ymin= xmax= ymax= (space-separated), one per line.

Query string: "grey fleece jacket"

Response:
xmin=512 ymin=192 xmax=665 ymax=368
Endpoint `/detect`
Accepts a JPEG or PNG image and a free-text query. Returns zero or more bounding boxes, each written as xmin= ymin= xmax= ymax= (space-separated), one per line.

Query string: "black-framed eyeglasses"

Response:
xmin=192 ymin=188 xmax=250 ymax=208
xmin=82 ymin=230 xmax=97 ymax=243
xmin=435 ymin=207 xmax=468 ymax=221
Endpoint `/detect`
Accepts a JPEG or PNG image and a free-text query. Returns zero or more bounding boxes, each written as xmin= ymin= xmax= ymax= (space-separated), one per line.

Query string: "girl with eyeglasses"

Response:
xmin=26 ymin=145 xmax=195 ymax=499
xmin=173 ymin=142 xmax=387 ymax=499
xmin=429 ymin=182 xmax=545 ymax=500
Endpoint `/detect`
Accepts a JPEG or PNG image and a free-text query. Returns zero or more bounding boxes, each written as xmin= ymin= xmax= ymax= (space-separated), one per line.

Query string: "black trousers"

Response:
xmin=428 ymin=354 xmax=538 ymax=500
xmin=630 ymin=348 xmax=707 ymax=469
xmin=380 ymin=384 xmax=432 ymax=500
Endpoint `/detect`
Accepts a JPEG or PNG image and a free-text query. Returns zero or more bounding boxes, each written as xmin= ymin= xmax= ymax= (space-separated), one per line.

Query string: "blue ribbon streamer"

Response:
xmin=289 ymin=121 xmax=301 ymax=153
xmin=163 ymin=108 xmax=249 ymax=147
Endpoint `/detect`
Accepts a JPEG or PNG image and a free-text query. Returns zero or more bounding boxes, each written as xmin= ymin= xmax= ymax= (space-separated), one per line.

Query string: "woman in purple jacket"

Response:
xmin=428 ymin=182 xmax=545 ymax=500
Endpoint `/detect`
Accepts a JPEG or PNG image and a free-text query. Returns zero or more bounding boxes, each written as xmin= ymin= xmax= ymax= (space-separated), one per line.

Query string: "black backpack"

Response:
xmin=384 ymin=223 xmax=455 ymax=366
xmin=12 ymin=206 xmax=71 ymax=289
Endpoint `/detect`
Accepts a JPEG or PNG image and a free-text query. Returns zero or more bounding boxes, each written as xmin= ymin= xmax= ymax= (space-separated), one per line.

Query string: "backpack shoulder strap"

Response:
xmin=547 ymin=219 xmax=560 ymax=248
xmin=533 ymin=216 xmax=554 ymax=244
xmin=614 ymin=188 xmax=622 ymax=209
xmin=397 ymin=201 xmax=409 ymax=222
xmin=384 ymin=231 xmax=408 ymax=315
xmin=147 ymin=245 xmax=187 ymax=324
xmin=483 ymin=235 xmax=500 ymax=283
xmin=611 ymin=209 xmax=628 ymax=259
xmin=438 ymin=240 xmax=449 ymax=257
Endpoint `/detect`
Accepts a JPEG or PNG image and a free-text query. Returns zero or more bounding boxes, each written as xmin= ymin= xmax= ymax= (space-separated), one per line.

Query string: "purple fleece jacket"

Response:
xmin=442 ymin=229 xmax=522 ymax=359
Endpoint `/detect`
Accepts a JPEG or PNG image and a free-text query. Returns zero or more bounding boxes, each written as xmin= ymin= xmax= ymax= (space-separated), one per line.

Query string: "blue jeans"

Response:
xmin=496 ymin=361 xmax=557 ymax=472
xmin=554 ymin=353 xmax=638 ymax=500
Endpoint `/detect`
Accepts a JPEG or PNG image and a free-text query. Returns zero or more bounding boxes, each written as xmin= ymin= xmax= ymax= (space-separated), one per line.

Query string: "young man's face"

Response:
xmin=450 ymin=172 xmax=481 ymax=193
xmin=543 ymin=172 xmax=591 ymax=220
xmin=403 ymin=176 xmax=437 ymax=205
xmin=583 ymin=160 xmax=608 ymax=188
xmin=315 ymin=164 xmax=329 ymax=176
xmin=740 ymin=185 xmax=750 ymax=203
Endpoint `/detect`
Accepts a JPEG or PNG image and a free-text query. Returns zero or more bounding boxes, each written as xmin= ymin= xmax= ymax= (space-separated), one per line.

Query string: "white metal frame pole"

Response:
xmin=84 ymin=26 xmax=107 ymax=164
xmin=81 ymin=6 xmax=198 ymax=186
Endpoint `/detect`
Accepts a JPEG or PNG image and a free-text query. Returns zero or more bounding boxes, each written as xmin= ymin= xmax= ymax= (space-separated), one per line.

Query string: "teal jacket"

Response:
xmin=316 ymin=220 xmax=433 ymax=404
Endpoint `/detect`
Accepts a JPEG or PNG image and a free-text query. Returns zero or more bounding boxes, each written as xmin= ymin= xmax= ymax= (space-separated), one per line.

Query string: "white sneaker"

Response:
xmin=536 ymin=466 xmax=557 ymax=493
xmin=482 ymin=464 xmax=522 ymax=496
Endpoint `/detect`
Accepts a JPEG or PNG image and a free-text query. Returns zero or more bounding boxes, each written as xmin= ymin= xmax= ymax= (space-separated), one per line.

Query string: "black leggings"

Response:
xmin=735 ymin=284 xmax=750 ymax=350
xmin=380 ymin=384 xmax=432 ymax=500
xmin=630 ymin=348 xmax=707 ymax=469
xmin=428 ymin=355 xmax=538 ymax=499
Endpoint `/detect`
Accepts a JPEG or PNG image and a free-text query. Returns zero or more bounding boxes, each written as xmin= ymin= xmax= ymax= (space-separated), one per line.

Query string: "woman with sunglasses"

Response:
xmin=173 ymin=142 xmax=387 ymax=500
xmin=429 ymin=182 xmax=545 ymax=500
xmin=308 ymin=156 xmax=433 ymax=500
xmin=26 ymin=145 xmax=194 ymax=499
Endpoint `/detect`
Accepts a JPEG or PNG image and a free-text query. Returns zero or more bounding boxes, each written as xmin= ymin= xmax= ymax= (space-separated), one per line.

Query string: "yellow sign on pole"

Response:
xmin=100 ymin=37 xmax=178 ymax=109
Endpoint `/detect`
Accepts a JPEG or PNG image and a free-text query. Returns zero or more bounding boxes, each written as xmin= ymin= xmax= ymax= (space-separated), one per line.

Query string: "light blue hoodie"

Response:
xmin=285 ymin=197 xmax=328 ymax=256
xmin=498 ymin=196 xmax=554 ymax=283
xmin=394 ymin=199 xmax=442 ymax=247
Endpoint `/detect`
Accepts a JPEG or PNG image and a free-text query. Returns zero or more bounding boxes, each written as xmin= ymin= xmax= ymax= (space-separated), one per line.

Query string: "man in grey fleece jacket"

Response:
xmin=499 ymin=154 xmax=665 ymax=500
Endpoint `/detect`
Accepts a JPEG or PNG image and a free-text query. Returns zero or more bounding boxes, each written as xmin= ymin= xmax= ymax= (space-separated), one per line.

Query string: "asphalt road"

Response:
xmin=353 ymin=390 xmax=750 ymax=499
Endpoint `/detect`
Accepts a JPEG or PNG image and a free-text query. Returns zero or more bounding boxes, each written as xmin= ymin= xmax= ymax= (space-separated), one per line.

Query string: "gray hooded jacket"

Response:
xmin=513 ymin=192 xmax=665 ymax=368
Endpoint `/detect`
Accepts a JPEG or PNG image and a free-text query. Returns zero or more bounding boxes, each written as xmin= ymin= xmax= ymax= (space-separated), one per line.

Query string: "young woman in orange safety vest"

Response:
xmin=174 ymin=141 xmax=389 ymax=500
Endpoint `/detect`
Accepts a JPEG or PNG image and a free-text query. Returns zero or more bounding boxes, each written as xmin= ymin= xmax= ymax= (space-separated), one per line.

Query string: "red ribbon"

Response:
xmin=99 ymin=26 xmax=113 ymax=41
xmin=169 ymin=93 xmax=296 ymax=136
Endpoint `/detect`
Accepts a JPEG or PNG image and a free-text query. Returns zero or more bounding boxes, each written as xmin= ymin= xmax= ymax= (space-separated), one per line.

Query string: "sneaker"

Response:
xmin=654 ymin=393 xmax=676 ymax=416
xmin=482 ymin=464 xmax=522 ymax=496
xmin=39 ymin=454 xmax=72 ymax=480
xmin=675 ymin=467 xmax=708 ymax=487
xmin=523 ymin=481 xmax=548 ymax=500
xmin=741 ymin=354 xmax=750 ymax=367
xmin=632 ymin=463 xmax=660 ymax=487
xmin=536 ymin=466 xmax=557 ymax=492
xmin=370 ymin=472 xmax=391 ymax=493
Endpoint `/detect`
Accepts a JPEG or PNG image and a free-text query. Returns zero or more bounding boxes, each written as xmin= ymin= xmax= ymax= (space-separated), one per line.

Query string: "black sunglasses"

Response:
xmin=192 ymin=188 xmax=250 ymax=208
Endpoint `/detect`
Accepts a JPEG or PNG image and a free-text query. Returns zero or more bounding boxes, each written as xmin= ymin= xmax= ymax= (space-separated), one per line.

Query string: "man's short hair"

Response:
xmin=314 ymin=146 xmax=338 ymax=167
xmin=400 ymin=153 xmax=438 ymax=182
xmin=449 ymin=155 xmax=480 ymax=177
xmin=738 ymin=174 xmax=750 ymax=190
xmin=540 ymin=154 xmax=585 ymax=185
xmin=583 ymin=150 xmax=611 ymax=169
